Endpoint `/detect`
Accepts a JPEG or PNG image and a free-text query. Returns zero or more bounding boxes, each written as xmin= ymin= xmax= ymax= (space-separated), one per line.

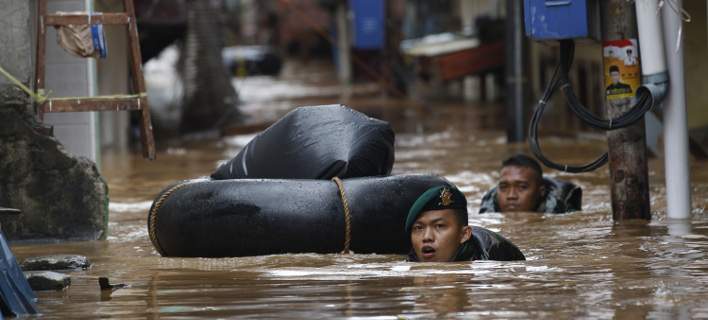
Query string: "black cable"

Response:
xmin=528 ymin=43 xmax=608 ymax=173
xmin=528 ymin=39 xmax=657 ymax=173
xmin=528 ymin=63 xmax=608 ymax=173
xmin=529 ymin=99 xmax=609 ymax=173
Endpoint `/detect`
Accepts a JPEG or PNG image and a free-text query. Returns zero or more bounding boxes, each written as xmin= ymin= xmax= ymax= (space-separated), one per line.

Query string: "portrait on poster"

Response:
xmin=603 ymin=39 xmax=640 ymax=103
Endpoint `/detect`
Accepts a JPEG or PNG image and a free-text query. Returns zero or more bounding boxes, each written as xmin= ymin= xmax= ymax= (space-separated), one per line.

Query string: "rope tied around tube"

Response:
xmin=332 ymin=177 xmax=353 ymax=254
xmin=148 ymin=181 xmax=191 ymax=256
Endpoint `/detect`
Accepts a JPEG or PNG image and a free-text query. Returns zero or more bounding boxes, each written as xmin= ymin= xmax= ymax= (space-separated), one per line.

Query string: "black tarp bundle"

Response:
xmin=150 ymin=104 xmax=525 ymax=259
xmin=211 ymin=105 xmax=395 ymax=180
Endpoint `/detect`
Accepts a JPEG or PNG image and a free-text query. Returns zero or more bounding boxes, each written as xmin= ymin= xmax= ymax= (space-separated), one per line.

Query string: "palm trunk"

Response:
xmin=180 ymin=0 xmax=239 ymax=133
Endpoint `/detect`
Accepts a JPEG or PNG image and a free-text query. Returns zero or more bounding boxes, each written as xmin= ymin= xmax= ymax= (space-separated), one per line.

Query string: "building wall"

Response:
xmin=0 ymin=0 xmax=33 ymax=103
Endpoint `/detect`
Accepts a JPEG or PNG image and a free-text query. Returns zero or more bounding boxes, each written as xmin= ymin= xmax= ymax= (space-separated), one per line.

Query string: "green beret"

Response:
xmin=405 ymin=185 xmax=468 ymax=233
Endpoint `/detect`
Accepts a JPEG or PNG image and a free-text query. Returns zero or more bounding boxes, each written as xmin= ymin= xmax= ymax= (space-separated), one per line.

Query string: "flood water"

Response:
xmin=12 ymin=61 xmax=708 ymax=319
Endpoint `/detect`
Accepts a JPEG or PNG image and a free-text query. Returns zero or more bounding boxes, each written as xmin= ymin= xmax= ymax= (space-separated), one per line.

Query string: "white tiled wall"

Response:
xmin=43 ymin=0 xmax=99 ymax=162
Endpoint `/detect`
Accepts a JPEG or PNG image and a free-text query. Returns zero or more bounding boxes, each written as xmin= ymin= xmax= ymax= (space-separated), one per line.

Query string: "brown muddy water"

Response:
xmin=12 ymin=61 xmax=708 ymax=319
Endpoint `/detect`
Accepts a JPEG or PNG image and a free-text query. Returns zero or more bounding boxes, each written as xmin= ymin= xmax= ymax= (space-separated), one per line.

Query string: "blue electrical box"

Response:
xmin=524 ymin=0 xmax=600 ymax=40
xmin=350 ymin=0 xmax=385 ymax=49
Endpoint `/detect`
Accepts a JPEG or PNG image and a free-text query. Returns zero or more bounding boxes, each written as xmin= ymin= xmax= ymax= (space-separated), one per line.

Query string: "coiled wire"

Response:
xmin=528 ymin=40 xmax=655 ymax=173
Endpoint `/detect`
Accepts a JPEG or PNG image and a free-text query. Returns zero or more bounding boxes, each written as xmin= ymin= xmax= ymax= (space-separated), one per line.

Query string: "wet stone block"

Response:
xmin=24 ymin=271 xmax=71 ymax=291
xmin=0 ymin=105 xmax=109 ymax=240
xmin=21 ymin=255 xmax=91 ymax=271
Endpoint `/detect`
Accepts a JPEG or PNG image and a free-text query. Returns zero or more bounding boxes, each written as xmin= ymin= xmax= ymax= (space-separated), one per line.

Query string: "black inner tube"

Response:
xmin=148 ymin=175 xmax=452 ymax=257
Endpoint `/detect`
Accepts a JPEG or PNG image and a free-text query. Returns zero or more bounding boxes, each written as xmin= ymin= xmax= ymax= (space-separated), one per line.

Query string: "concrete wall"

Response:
xmin=0 ymin=0 xmax=33 ymax=104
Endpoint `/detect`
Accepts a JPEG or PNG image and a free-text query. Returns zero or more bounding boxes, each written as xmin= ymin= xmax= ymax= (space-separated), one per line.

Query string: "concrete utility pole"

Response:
xmin=336 ymin=0 xmax=352 ymax=84
xmin=505 ymin=0 xmax=526 ymax=143
xmin=600 ymin=1 xmax=651 ymax=220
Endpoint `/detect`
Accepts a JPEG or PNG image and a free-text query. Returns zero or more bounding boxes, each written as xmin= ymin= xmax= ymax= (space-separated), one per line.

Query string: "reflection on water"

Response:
xmin=10 ymin=64 xmax=708 ymax=319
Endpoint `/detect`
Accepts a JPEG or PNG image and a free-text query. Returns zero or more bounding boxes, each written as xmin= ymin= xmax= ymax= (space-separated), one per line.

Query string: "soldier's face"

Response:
xmin=611 ymin=71 xmax=620 ymax=84
xmin=497 ymin=166 xmax=545 ymax=212
xmin=410 ymin=209 xmax=471 ymax=262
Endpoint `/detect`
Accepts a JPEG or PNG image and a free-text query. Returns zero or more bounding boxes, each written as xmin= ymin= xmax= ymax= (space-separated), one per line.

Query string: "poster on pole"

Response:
xmin=603 ymin=39 xmax=640 ymax=104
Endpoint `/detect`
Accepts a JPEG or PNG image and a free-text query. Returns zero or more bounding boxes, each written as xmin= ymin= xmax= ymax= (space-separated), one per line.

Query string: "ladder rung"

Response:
xmin=44 ymin=13 xmax=130 ymax=26
xmin=41 ymin=97 xmax=145 ymax=113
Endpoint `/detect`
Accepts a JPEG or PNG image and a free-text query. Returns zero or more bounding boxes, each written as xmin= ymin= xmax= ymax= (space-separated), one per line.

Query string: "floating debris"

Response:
xmin=98 ymin=277 xmax=128 ymax=291
xmin=21 ymin=255 xmax=91 ymax=271
xmin=24 ymin=271 xmax=70 ymax=291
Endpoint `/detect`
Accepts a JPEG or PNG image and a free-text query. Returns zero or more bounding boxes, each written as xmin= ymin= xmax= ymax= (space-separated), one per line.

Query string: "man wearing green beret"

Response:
xmin=405 ymin=184 xmax=525 ymax=262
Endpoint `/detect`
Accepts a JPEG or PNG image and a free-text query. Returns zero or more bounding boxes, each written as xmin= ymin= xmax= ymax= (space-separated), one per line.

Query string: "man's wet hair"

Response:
xmin=501 ymin=154 xmax=543 ymax=182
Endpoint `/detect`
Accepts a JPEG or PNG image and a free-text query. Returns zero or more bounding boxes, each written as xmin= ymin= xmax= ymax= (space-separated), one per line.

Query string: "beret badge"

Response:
xmin=439 ymin=187 xmax=453 ymax=206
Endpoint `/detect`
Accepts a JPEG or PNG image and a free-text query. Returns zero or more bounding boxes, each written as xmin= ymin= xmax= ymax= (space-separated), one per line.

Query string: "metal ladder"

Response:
xmin=35 ymin=0 xmax=156 ymax=160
